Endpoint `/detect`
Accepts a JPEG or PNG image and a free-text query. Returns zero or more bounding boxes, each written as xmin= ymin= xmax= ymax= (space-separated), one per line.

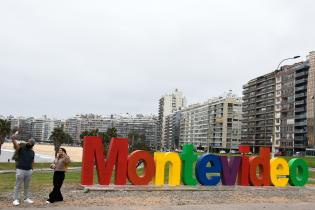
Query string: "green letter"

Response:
xmin=180 ymin=144 xmax=198 ymax=185
xmin=288 ymin=158 xmax=308 ymax=186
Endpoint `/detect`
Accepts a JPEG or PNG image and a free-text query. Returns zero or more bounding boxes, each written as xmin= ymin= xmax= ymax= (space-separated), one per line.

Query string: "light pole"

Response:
xmin=273 ymin=55 xmax=300 ymax=157
xmin=276 ymin=56 xmax=301 ymax=71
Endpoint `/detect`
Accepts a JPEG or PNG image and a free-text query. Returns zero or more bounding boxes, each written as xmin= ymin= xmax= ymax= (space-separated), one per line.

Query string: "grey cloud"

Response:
xmin=0 ymin=0 xmax=314 ymax=118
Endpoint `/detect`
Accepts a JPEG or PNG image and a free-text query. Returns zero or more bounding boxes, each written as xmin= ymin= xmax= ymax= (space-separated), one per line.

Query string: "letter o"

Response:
xmin=288 ymin=158 xmax=308 ymax=186
xmin=127 ymin=150 xmax=155 ymax=185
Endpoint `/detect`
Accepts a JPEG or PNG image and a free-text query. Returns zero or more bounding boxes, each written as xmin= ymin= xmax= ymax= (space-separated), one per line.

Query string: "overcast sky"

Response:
xmin=0 ymin=0 xmax=314 ymax=119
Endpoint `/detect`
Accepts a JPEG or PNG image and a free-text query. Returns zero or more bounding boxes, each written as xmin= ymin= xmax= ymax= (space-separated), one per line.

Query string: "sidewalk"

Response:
xmin=8 ymin=202 xmax=315 ymax=210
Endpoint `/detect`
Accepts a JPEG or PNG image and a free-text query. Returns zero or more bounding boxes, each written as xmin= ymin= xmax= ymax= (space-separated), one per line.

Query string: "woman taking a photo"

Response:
xmin=47 ymin=148 xmax=70 ymax=204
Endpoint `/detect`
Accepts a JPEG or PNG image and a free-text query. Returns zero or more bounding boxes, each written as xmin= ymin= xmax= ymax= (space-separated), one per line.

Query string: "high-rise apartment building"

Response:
xmin=242 ymin=72 xmax=275 ymax=152
xmin=64 ymin=114 xmax=157 ymax=147
xmin=64 ymin=117 xmax=80 ymax=145
xmin=114 ymin=115 xmax=158 ymax=148
xmin=158 ymin=89 xmax=186 ymax=149
xmin=32 ymin=116 xmax=61 ymax=143
xmin=64 ymin=114 xmax=113 ymax=145
xmin=164 ymin=111 xmax=181 ymax=149
xmin=306 ymin=51 xmax=315 ymax=149
xmin=9 ymin=117 xmax=34 ymax=141
xmin=179 ymin=92 xmax=242 ymax=150
xmin=242 ymin=51 xmax=315 ymax=153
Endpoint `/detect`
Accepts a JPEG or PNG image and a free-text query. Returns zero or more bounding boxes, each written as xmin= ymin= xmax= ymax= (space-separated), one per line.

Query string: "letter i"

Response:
xmin=237 ymin=145 xmax=250 ymax=186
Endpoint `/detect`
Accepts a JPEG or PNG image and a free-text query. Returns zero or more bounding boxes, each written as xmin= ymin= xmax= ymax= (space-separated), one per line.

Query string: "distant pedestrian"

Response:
xmin=11 ymin=131 xmax=35 ymax=206
xmin=46 ymin=148 xmax=70 ymax=204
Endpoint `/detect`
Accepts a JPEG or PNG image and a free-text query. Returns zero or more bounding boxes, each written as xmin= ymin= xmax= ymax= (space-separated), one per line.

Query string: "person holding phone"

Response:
xmin=46 ymin=148 xmax=70 ymax=204
xmin=11 ymin=131 xmax=35 ymax=206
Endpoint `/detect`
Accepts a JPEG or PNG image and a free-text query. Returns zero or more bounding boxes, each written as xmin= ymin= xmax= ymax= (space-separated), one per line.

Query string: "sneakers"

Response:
xmin=12 ymin=200 xmax=20 ymax=206
xmin=12 ymin=198 xmax=34 ymax=206
xmin=46 ymin=200 xmax=51 ymax=204
xmin=24 ymin=198 xmax=34 ymax=204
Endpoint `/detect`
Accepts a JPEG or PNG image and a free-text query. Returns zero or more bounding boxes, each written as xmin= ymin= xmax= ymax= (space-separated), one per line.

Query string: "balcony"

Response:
xmin=295 ymin=86 xmax=307 ymax=91
xmin=295 ymin=107 xmax=306 ymax=112
xmin=295 ymin=71 xmax=307 ymax=78
xmin=295 ymin=93 xmax=306 ymax=98
xmin=295 ymin=129 xmax=306 ymax=134
xmin=295 ymin=121 xmax=307 ymax=126
xmin=295 ymin=100 xmax=305 ymax=105
xmin=295 ymin=114 xmax=306 ymax=119
xmin=294 ymin=144 xmax=306 ymax=148
xmin=296 ymin=78 xmax=307 ymax=85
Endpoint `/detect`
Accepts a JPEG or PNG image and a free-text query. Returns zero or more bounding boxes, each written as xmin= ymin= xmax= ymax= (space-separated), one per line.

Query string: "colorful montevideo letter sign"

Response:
xmin=80 ymin=137 xmax=309 ymax=187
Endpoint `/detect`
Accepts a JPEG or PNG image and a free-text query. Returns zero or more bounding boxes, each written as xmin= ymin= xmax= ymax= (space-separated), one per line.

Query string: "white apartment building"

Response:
xmin=63 ymin=114 xmax=157 ymax=147
xmin=32 ymin=116 xmax=61 ymax=143
xmin=158 ymin=89 xmax=186 ymax=149
xmin=114 ymin=115 xmax=158 ymax=148
xmin=179 ymin=92 xmax=242 ymax=150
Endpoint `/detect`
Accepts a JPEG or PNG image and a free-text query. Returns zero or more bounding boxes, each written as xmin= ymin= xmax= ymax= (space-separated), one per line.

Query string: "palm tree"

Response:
xmin=0 ymin=119 xmax=11 ymax=156
xmin=128 ymin=131 xmax=149 ymax=152
xmin=49 ymin=127 xmax=71 ymax=157
xmin=80 ymin=127 xmax=118 ymax=156
xmin=106 ymin=127 xmax=117 ymax=138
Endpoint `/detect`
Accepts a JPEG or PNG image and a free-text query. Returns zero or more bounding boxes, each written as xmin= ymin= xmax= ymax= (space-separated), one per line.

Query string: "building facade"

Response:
xmin=179 ymin=92 xmax=242 ymax=150
xmin=242 ymin=72 xmax=275 ymax=152
xmin=114 ymin=115 xmax=158 ymax=149
xmin=242 ymin=51 xmax=315 ymax=153
xmin=63 ymin=114 xmax=158 ymax=148
xmin=158 ymin=89 xmax=186 ymax=149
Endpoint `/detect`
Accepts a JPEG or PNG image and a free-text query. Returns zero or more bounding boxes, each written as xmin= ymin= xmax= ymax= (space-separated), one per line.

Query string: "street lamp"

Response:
xmin=273 ymin=55 xmax=300 ymax=158
xmin=276 ymin=56 xmax=301 ymax=71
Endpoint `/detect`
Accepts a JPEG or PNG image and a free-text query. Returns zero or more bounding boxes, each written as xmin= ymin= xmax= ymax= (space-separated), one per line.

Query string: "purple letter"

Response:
xmin=220 ymin=156 xmax=241 ymax=185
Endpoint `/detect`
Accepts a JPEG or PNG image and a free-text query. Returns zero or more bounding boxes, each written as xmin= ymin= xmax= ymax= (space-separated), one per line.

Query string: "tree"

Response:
xmin=80 ymin=129 xmax=99 ymax=146
xmin=106 ymin=127 xmax=118 ymax=138
xmin=49 ymin=126 xmax=72 ymax=157
xmin=128 ymin=131 xmax=150 ymax=152
xmin=80 ymin=127 xmax=118 ymax=157
xmin=0 ymin=119 xmax=11 ymax=156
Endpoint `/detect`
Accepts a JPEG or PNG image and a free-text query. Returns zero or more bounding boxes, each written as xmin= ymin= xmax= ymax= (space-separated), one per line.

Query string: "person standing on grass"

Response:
xmin=46 ymin=147 xmax=70 ymax=204
xmin=11 ymin=132 xmax=35 ymax=206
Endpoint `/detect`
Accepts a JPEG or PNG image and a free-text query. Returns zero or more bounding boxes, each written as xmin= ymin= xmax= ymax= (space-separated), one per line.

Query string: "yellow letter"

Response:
xmin=153 ymin=152 xmax=181 ymax=186
xmin=270 ymin=157 xmax=289 ymax=187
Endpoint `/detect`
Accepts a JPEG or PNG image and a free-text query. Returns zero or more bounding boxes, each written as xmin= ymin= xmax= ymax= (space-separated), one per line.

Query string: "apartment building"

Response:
xmin=32 ymin=117 xmax=61 ymax=143
xmin=63 ymin=114 xmax=157 ymax=147
xmin=8 ymin=117 xmax=34 ymax=141
xmin=242 ymin=51 xmax=315 ymax=153
xmin=158 ymin=89 xmax=186 ymax=149
xmin=179 ymin=92 xmax=242 ymax=150
xmin=242 ymin=72 xmax=275 ymax=152
xmin=164 ymin=111 xmax=181 ymax=149
xmin=114 ymin=115 xmax=158 ymax=148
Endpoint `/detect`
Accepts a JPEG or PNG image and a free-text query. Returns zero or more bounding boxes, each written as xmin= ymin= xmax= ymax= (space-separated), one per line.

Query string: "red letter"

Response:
xmin=81 ymin=136 xmax=128 ymax=185
xmin=127 ymin=150 xmax=155 ymax=185
xmin=249 ymin=147 xmax=270 ymax=186
xmin=238 ymin=145 xmax=250 ymax=186
xmin=81 ymin=136 xmax=106 ymax=186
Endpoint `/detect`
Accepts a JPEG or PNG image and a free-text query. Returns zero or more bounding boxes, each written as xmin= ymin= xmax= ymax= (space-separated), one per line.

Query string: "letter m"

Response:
xmin=81 ymin=136 xmax=128 ymax=185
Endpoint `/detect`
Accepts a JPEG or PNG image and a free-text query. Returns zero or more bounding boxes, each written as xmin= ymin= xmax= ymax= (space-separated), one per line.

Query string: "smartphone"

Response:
xmin=15 ymin=131 xmax=19 ymax=135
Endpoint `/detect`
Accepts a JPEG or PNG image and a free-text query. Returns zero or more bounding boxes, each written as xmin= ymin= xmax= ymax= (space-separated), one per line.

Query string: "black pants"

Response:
xmin=48 ymin=171 xmax=65 ymax=203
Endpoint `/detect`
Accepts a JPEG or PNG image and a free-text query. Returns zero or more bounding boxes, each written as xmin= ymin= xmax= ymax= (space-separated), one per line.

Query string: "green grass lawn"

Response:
xmin=283 ymin=156 xmax=315 ymax=168
xmin=0 ymin=162 xmax=82 ymax=170
xmin=0 ymin=172 xmax=81 ymax=192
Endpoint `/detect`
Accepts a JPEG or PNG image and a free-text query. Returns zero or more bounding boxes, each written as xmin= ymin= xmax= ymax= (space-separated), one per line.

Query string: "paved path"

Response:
xmin=7 ymin=203 xmax=315 ymax=210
